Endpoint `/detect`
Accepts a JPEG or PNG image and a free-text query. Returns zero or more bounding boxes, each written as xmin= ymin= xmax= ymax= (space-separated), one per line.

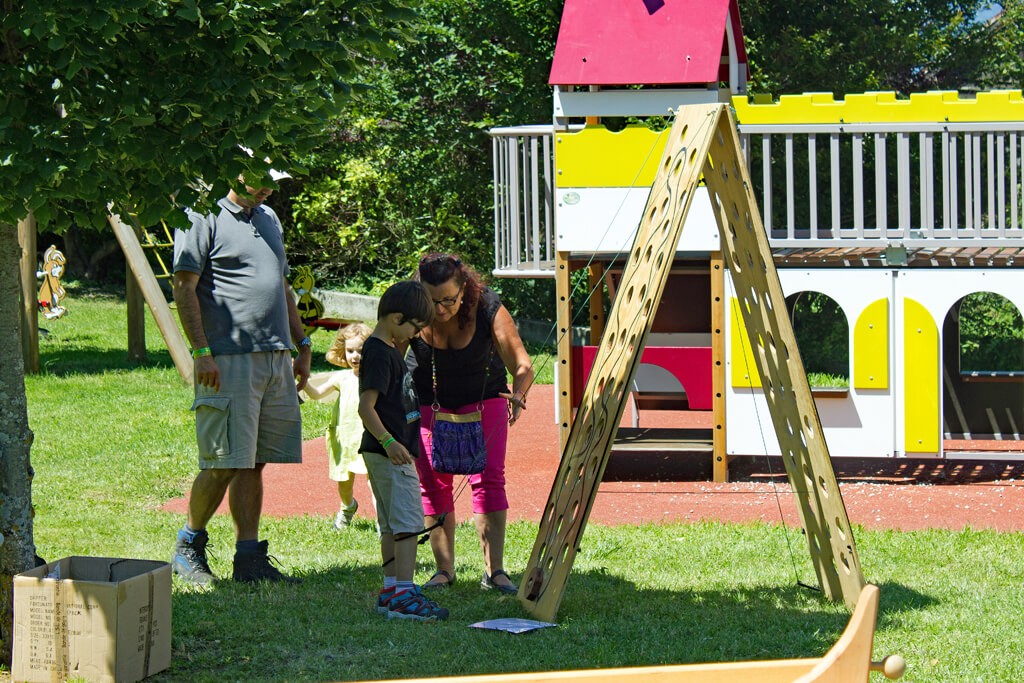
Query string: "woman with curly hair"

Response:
xmin=408 ymin=253 xmax=533 ymax=594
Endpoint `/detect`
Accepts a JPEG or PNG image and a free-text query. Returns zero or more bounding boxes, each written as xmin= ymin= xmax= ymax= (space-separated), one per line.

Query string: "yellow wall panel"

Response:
xmin=556 ymin=126 xmax=668 ymax=188
xmin=733 ymin=89 xmax=1024 ymax=125
xmin=853 ymin=299 xmax=889 ymax=390
xmin=903 ymin=298 xmax=939 ymax=453
xmin=730 ymin=298 xmax=761 ymax=388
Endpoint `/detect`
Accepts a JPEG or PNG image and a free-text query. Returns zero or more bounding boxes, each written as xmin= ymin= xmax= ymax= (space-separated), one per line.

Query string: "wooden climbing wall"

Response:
xmin=519 ymin=103 xmax=864 ymax=621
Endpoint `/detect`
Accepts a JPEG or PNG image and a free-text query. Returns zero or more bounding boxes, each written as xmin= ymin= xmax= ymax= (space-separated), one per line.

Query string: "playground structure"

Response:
xmin=489 ymin=0 xmax=1024 ymax=485
xmin=519 ymin=103 xmax=866 ymax=621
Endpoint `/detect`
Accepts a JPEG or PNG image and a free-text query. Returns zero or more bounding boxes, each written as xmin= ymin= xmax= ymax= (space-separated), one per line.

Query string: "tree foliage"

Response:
xmin=958 ymin=292 xmax=1024 ymax=371
xmin=986 ymin=1 xmax=1024 ymax=88
xmin=786 ymin=292 xmax=851 ymax=376
xmin=740 ymin=0 xmax=1019 ymax=96
xmin=1 ymin=0 xmax=418 ymax=230
xmin=281 ymin=0 xmax=562 ymax=290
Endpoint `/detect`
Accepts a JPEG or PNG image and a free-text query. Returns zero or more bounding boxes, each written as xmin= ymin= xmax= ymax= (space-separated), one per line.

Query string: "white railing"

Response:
xmin=490 ymin=121 xmax=1024 ymax=276
xmin=742 ymin=122 xmax=1024 ymax=247
xmin=490 ymin=125 xmax=555 ymax=276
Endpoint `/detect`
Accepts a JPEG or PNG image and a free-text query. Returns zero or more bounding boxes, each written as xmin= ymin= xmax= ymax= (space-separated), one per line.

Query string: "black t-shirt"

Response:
xmin=409 ymin=287 xmax=509 ymax=408
xmin=359 ymin=337 xmax=421 ymax=456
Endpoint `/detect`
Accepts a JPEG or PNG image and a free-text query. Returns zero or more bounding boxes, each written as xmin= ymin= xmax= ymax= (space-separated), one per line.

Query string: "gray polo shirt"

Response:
xmin=173 ymin=195 xmax=293 ymax=356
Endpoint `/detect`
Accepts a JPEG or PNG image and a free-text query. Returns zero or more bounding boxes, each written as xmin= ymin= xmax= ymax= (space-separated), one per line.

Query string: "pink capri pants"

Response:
xmin=415 ymin=397 xmax=509 ymax=516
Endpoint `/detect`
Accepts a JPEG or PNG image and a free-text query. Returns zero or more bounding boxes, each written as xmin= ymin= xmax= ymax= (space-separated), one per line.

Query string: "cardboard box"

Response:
xmin=12 ymin=556 xmax=172 ymax=683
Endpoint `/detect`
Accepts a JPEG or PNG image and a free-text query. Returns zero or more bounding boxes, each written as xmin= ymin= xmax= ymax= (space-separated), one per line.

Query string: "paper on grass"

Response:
xmin=469 ymin=618 xmax=557 ymax=634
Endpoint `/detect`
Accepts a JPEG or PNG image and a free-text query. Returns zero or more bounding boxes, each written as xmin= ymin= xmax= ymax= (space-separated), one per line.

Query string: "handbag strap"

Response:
xmin=431 ymin=333 xmax=494 ymax=414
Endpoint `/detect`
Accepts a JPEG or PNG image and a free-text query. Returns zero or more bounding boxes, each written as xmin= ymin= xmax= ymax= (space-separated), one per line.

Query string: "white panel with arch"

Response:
xmin=725 ymin=268 xmax=895 ymax=458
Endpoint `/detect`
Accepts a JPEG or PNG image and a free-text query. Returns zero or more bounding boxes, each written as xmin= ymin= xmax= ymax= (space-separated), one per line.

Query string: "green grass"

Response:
xmin=807 ymin=372 xmax=849 ymax=388
xmin=19 ymin=283 xmax=1024 ymax=682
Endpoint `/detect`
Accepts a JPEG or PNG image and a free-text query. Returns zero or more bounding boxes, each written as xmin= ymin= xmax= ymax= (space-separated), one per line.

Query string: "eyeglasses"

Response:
xmin=401 ymin=319 xmax=426 ymax=333
xmin=432 ymin=285 xmax=464 ymax=308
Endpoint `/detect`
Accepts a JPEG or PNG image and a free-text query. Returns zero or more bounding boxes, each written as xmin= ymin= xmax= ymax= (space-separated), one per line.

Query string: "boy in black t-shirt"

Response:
xmin=357 ymin=281 xmax=447 ymax=621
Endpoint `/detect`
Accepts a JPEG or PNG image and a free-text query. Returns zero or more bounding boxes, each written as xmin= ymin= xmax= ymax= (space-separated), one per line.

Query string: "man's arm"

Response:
xmin=285 ymin=276 xmax=312 ymax=391
xmin=173 ymin=270 xmax=220 ymax=391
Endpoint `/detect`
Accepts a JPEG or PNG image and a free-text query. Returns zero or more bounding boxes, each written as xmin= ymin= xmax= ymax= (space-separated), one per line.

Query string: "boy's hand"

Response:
xmin=385 ymin=442 xmax=413 ymax=465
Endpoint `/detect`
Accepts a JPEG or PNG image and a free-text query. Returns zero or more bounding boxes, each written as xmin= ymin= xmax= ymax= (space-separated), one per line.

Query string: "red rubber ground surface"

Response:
xmin=162 ymin=385 xmax=1024 ymax=532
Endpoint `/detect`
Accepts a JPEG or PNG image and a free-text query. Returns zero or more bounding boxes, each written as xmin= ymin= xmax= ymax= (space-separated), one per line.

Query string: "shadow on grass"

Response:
xmin=874 ymin=579 xmax=941 ymax=627
xmin=37 ymin=347 xmax=178 ymax=376
xmin=37 ymin=344 xmax=339 ymax=378
xmin=161 ymin=567 xmax=933 ymax=683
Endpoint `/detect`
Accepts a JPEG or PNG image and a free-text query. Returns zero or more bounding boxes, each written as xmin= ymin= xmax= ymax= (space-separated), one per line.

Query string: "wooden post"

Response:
xmin=17 ymin=215 xmax=38 ymax=374
xmin=107 ymin=212 xmax=192 ymax=383
xmin=126 ymin=248 xmax=147 ymax=363
xmin=555 ymin=251 xmax=573 ymax=448
xmin=711 ymin=253 xmax=729 ymax=482
xmin=587 ymin=262 xmax=605 ymax=344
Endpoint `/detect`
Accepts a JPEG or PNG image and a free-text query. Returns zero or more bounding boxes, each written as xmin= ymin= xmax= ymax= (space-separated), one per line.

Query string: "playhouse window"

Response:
xmin=956 ymin=292 xmax=1024 ymax=378
xmin=784 ymin=291 xmax=849 ymax=387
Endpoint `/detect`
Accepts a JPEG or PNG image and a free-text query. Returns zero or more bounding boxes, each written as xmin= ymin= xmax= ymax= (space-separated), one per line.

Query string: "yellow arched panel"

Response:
xmin=556 ymin=126 xmax=669 ymax=188
xmin=904 ymin=298 xmax=939 ymax=453
xmin=853 ymin=299 xmax=889 ymax=390
xmin=730 ymin=298 xmax=761 ymax=389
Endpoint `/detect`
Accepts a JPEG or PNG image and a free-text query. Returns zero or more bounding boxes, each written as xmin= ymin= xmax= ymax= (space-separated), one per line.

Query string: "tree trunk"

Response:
xmin=0 ymin=220 xmax=37 ymax=666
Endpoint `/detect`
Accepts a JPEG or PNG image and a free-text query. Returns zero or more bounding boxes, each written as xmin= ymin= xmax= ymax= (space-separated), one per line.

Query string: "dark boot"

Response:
xmin=172 ymin=530 xmax=216 ymax=586
xmin=232 ymin=540 xmax=301 ymax=584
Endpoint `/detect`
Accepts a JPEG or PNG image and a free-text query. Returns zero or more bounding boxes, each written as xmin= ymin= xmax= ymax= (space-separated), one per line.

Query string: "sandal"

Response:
xmin=481 ymin=569 xmax=518 ymax=595
xmin=422 ymin=569 xmax=456 ymax=590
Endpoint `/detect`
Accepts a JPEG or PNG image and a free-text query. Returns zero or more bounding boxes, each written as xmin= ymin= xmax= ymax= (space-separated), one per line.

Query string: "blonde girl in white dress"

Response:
xmin=304 ymin=322 xmax=373 ymax=528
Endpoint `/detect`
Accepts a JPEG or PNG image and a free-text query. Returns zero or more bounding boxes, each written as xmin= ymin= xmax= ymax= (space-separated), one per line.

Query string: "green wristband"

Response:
xmin=380 ymin=436 xmax=396 ymax=449
xmin=192 ymin=346 xmax=212 ymax=358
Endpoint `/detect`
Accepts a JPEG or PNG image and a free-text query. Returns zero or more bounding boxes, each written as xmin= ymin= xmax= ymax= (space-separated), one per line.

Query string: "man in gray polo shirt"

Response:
xmin=171 ymin=171 xmax=311 ymax=585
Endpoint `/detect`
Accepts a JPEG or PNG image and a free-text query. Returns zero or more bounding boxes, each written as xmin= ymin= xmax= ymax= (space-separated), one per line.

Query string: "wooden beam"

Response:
xmin=17 ymin=214 xmax=38 ymax=374
xmin=711 ymin=253 xmax=728 ymax=482
xmin=126 ymin=253 xmax=147 ymax=363
xmin=108 ymin=212 xmax=192 ymax=383
xmin=587 ymin=262 xmax=605 ymax=344
xmin=555 ymin=251 xmax=573 ymax=448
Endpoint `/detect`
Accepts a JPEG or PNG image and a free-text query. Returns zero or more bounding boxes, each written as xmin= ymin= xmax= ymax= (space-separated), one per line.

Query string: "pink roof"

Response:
xmin=548 ymin=0 xmax=748 ymax=86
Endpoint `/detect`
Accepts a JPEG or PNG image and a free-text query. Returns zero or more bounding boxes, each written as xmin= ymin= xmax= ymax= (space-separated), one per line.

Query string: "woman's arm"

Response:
xmin=491 ymin=305 xmax=534 ymax=424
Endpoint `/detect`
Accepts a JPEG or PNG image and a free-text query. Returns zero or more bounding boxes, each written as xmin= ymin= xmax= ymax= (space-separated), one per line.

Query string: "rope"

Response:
xmin=726 ymin=274 xmax=813 ymax=592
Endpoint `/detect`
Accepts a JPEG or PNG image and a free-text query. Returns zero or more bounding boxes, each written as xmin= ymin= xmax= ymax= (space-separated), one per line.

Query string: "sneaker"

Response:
xmin=171 ymin=530 xmax=216 ymax=586
xmin=333 ymin=499 xmax=359 ymax=530
xmin=232 ymin=541 xmax=302 ymax=584
xmin=386 ymin=587 xmax=449 ymax=622
xmin=375 ymin=586 xmax=396 ymax=615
